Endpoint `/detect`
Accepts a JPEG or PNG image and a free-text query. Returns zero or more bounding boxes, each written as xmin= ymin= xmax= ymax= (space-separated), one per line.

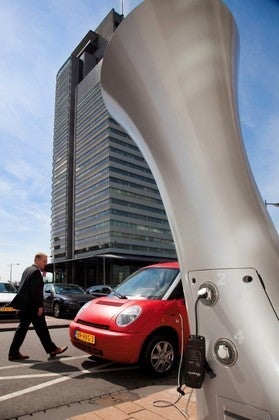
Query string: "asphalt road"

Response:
xmin=0 ymin=321 xmax=178 ymax=419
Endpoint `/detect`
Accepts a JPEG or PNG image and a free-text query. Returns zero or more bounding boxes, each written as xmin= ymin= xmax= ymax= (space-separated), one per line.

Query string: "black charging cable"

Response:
xmin=195 ymin=288 xmax=216 ymax=380
xmin=194 ymin=289 xmax=208 ymax=335
xmin=178 ymin=288 xmax=216 ymax=391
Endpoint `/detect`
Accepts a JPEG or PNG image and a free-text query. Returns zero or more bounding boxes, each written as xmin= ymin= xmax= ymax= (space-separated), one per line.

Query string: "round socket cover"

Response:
xmin=214 ymin=338 xmax=238 ymax=366
xmin=199 ymin=282 xmax=218 ymax=306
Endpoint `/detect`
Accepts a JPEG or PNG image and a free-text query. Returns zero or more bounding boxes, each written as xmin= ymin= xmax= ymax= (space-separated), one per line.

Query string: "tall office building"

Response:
xmin=51 ymin=9 xmax=176 ymax=286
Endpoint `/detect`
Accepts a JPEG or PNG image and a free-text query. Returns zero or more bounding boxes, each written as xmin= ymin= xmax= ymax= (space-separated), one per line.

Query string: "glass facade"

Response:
xmin=52 ymin=59 xmax=73 ymax=260
xmin=74 ymin=78 xmax=175 ymax=259
xmin=51 ymin=10 xmax=176 ymax=286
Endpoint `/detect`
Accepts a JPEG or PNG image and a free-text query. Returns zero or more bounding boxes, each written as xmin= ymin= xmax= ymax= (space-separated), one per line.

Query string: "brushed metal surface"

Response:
xmin=101 ymin=0 xmax=279 ymax=417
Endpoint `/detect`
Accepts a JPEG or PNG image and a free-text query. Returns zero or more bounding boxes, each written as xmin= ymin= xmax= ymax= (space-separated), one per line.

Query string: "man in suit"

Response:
xmin=8 ymin=252 xmax=67 ymax=361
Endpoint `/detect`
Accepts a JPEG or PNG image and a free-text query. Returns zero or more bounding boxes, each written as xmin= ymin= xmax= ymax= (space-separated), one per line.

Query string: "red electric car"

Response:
xmin=69 ymin=261 xmax=189 ymax=377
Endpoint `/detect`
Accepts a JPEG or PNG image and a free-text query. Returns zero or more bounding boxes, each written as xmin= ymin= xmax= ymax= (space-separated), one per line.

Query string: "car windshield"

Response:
xmin=54 ymin=284 xmax=85 ymax=294
xmin=0 ymin=283 xmax=17 ymax=293
xmin=114 ymin=267 xmax=179 ymax=300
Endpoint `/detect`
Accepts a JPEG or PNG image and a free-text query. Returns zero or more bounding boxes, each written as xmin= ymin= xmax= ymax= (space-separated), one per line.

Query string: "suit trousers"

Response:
xmin=9 ymin=309 xmax=57 ymax=356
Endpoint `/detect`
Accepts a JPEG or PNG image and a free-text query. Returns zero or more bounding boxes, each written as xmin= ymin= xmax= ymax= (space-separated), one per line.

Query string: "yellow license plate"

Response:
xmin=75 ymin=330 xmax=95 ymax=344
xmin=0 ymin=306 xmax=15 ymax=312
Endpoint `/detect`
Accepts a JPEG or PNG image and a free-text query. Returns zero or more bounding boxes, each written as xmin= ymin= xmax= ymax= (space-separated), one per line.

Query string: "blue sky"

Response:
xmin=0 ymin=0 xmax=278 ymax=283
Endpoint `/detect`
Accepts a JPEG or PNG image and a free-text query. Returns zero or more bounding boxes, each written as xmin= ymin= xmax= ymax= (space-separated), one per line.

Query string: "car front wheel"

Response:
xmin=53 ymin=302 xmax=61 ymax=318
xmin=140 ymin=333 xmax=177 ymax=378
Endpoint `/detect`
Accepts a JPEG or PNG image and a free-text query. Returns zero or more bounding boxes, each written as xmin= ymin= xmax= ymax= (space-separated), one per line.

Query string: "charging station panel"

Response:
xmin=217 ymin=396 xmax=272 ymax=419
xmin=187 ymin=268 xmax=278 ymax=418
xmin=101 ymin=0 xmax=279 ymax=416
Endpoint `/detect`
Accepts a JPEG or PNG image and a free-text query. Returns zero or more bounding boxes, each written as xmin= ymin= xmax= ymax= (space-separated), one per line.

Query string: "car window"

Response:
xmin=88 ymin=286 xmax=112 ymax=294
xmin=90 ymin=286 xmax=102 ymax=293
xmin=114 ymin=268 xmax=179 ymax=300
xmin=54 ymin=284 xmax=85 ymax=294
xmin=44 ymin=284 xmax=53 ymax=293
xmin=0 ymin=283 xmax=17 ymax=293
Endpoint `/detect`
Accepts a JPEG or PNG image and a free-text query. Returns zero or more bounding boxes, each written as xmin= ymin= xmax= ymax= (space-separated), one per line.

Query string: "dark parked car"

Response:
xmin=86 ymin=285 xmax=114 ymax=298
xmin=43 ymin=283 xmax=93 ymax=318
xmin=0 ymin=282 xmax=18 ymax=318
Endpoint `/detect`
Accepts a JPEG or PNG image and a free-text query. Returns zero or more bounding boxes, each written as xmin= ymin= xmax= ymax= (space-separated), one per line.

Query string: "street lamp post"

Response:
xmin=102 ymin=242 xmax=106 ymax=285
xmin=97 ymin=241 xmax=116 ymax=285
xmin=97 ymin=242 xmax=106 ymax=284
xmin=48 ymin=255 xmax=56 ymax=282
xmin=264 ymin=201 xmax=279 ymax=207
xmin=52 ymin=259 xmax=56 ymax=282
xmin=8 ymin=263 xmax=19 ymax=283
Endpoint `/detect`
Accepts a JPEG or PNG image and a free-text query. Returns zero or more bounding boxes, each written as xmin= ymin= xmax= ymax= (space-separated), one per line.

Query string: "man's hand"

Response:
xmin=38 ymin=307 xmax=44 ymax=316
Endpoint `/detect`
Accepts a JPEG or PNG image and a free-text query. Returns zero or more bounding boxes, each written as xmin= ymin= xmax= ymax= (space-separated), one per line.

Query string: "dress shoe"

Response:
xmin=9 ymin=353 xmax=29 ymax=361
xmin=49 ymin=346 xmax=68 ymax=357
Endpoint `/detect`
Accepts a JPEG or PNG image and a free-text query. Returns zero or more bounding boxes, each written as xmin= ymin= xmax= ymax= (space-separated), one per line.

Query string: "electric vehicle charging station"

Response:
xmin=100 ymin=0 xmax=279 ymax=418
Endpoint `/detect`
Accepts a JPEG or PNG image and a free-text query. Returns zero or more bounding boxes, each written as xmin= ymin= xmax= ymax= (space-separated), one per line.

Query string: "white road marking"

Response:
xmin=0 ymin=354 xmax=88 ymax=370
xmin=1 ymin=372 xmax=72 ymax=379
xmin=0 ymin=362 xmax=137 ymax=402
xmin=0 ymin=374 xmax=71 ymax=402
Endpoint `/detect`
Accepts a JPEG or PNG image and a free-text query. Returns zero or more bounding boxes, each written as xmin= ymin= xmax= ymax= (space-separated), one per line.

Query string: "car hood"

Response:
xmin=77 ymin=296 xmax=170 ymax=328
xmin=84 ymin=297 xmax=129 ymax=322
xmin=0 ymin=292 xmax=17 ymax=304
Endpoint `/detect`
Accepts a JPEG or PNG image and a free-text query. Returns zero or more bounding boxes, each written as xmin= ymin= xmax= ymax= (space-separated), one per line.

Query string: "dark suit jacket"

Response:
xmin=11 ymin=264 xmax=44 ymax=312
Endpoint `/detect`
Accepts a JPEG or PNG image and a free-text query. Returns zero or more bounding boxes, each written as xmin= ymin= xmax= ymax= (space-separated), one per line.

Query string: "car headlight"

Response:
xmin=116 ymin=305 xmax=142 ymax=327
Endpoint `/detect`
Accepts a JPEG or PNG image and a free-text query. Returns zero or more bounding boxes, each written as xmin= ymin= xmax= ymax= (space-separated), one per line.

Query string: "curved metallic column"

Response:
xmin=101 ymin=0 xmax=279 ymax=417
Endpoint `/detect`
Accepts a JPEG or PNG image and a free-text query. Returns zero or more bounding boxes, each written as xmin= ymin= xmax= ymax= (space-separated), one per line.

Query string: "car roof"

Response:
xmin=44 ymin=283 xmax=85 ymax=289
xmin=142 ymin=261 xmax=179 ymax=269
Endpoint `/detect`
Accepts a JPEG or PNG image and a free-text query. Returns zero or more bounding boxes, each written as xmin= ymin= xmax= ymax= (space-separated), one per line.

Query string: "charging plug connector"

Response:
xmin=197 ymin=287 xmax=208 ymax=299
xmin=176 ymin=386 xmax=185 ymax=396
xmin=205 ymin=360 xmax=216 ymax=379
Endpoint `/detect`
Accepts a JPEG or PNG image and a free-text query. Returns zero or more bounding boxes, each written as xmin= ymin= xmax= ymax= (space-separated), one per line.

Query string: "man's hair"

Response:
xmin=34 ymin=252 xmax=47 ymax=260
